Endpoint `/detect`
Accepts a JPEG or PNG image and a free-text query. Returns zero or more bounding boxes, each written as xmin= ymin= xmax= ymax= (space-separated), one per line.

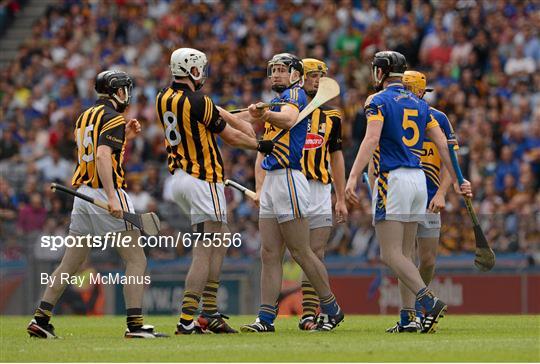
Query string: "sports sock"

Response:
xmin=320 ymin=294 xmax=340 ymax=316
xmin=180 ymin=290 xmax=201 ymax=325
xmin=126 ymin=308 xmax=143 ymax=331
xmin=415 ymin=300 xmax=424 ymax=321
xmin=400 ymin=308 xmax=416 ymax=326
xmin=257 ymin=304 xmax=277 ymax=325
xmin=301 ymin=280 xmax=319 ymax=319
xmin=416 ymin=287 xmax=435 ymax=311
xmin=34 ymin=301 xmax=53 ymax=326
xmin=202 ymin=280 xmax=219 ymax=317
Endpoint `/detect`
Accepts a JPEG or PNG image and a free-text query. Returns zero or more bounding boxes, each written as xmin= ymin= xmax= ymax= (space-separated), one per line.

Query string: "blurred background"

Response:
xmin=0 ymin=0 xmax=539 ymax=316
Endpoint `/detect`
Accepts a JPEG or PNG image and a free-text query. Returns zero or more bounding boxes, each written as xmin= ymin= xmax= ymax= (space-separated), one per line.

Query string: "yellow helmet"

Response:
xmin=302 ymin=58 xmax=328 ymax=76
xmin=402 ymin=70 xmax=433 ymax=96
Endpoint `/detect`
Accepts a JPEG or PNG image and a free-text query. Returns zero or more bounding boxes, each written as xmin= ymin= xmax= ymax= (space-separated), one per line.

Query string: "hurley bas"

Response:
xmin=41 ymin=273 xmax=151 ymax=288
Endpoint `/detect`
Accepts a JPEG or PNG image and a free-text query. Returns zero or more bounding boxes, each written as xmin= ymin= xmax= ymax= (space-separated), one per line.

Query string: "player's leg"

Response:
xmin=28 ymin=190 xmax=95 ymax=339
xmin=387 ymin=224 xmax=420 ymax=333
xmin=416 ymin=212 xmax=441 ymax=286
xmin=28 ymin=238 xmax=91 ymax=338
xmin=299 ymin=180 xmax=332 ymax=330
xmin=280 ymin=219 xmax=343 ymax=331
xmin=241 ymin=217 xmax=284 ymax=332
xmin=376 ymin=220 xmax=426 ymax=291
xmin=197 ymin=223 xmax=238 ymax=334
xmin=377 ymin=168 xmax=446 ymax=333
xmin=418 ymin=237 xmax=438 ymax=285
xmin=415 ymin=216 xmax=440 ymax=323
xmin=115 ymin=229 xmax=159 ymax=338
xmin=172 ymin=173 xmax=231 ymax=334
xmin=112 ymin=190 xmax=167 ymax=338
xmin=175 ymin=221 xmax=216 ymax=334
xmin=299 ymin=226 xmax=331 ymax=330
xmin=277 ymin=170 xmax=342 ymax=331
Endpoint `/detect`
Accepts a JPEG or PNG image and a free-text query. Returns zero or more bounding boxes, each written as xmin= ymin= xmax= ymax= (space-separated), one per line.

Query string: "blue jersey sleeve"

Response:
xmin=430 ymin=108 xmax=457 ymax=144
xmin=280 ymin=87 xmax=307 ymax=111
xmin=364 ymin=93 xmax=385 ymax=123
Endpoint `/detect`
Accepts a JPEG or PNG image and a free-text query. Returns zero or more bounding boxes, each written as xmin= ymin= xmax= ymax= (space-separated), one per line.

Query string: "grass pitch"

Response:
xmin=1 ymin=315 xmax=539 ymax=362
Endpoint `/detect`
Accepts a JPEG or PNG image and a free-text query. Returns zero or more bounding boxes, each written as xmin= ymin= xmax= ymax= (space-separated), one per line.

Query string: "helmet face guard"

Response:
xmin=170 ymin=48 xmax=208 ymax=90
xmin=267 ymin=53 xmax=304 ymax=92
xmin=95 ymin=70 xmax=134 ymax=112
xmin=190 ymin=62 xmax=208 ymax=90
xmin=302 ymin=58 xmax=327 ymax=97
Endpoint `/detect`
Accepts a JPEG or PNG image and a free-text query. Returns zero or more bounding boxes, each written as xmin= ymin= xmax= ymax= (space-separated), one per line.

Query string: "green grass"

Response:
xmin=1 ymin=315 xmax=539 ymax=362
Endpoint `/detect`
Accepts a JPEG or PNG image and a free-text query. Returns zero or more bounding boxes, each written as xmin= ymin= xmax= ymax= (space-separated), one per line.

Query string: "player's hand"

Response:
xmin=345 ymin=177 xmax=361 ymax=207
xmin=454 ymin=179 xmax=473 ymax=198
xmin=126 ymin=118 xmax=141 ymax=140
xmin=253 ymin=191 xmax=261 ymax=207
xmin=108 ymin=198 xmax=123 ymax=219
xmin=257 ymin=139 xmax=274 ymax=154
xmin=335 ymin=199 xmax=348 ymax=223
xmin=248 ymin=103 xmax=265 ymax=119
xmin=428 ymin=192 xmax=446 ymax=213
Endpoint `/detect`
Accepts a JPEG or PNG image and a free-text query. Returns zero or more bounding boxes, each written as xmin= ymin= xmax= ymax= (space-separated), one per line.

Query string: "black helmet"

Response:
xmin=371 ymin=51 xmax=407 ymax=89
xmin=95 ymin=70 xmax=133 ymax=111
xmin=267 ymin=53 xmax=304 ymax=92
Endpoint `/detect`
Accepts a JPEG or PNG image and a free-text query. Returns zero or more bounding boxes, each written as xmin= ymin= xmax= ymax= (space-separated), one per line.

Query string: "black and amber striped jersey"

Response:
xmin=421 ymin=107 xmax=458 ymax=203
xmin=72 ymin=99 xmax=127 ymax=189
xmin=156 ymin=82 xmax=226 ymax=183
xmin=301 ymin=106 xmax=342 ymax=184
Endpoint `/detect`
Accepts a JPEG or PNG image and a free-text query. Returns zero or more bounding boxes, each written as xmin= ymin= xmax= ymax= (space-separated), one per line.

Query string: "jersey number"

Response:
xmin=76 ymin=125 xmax=94 ymax=163
xmin=402 ymin=109 xmax=419 ymax=147
xmin=164 ymin=111 xmax=181 ymax=146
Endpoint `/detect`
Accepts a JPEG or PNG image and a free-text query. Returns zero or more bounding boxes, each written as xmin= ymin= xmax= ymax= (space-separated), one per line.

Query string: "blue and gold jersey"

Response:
xmin=261 ymin=85 xmax=308 ymax=171
xmin=366 ymin=83 xmax=438 ymax=173
xmin=421 ymin=107 xmax=458 ymax=204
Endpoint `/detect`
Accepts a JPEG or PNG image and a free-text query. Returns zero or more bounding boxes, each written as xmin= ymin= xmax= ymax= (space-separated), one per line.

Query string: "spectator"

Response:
xmin=17 ymin=192 xmax=47 ymax=233
xmin=35 ymin=147 xmax=73 ymax=183
xmin=504 ymin=44 xmax=536 ymax=76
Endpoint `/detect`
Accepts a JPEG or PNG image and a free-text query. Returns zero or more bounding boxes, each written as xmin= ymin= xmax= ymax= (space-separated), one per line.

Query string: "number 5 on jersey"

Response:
xmin=402 ymin=108 xmax=419 ymax=147
xmin=76 ymin=124 xmax=94 ymax=163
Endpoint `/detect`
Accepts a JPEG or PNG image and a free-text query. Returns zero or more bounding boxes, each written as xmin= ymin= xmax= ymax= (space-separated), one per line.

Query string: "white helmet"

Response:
xmin=170 ymin=48 xmax=208 ymax=85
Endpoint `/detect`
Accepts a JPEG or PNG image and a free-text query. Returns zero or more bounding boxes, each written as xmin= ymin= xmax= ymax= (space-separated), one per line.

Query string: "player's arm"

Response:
xmin=345 ymin=105 xmax=383 ymax=206
xmin=330 ymin=151 xmax=347 ymax=222
xmin=232 ymin=110 xmax=262 ymax=124
xmin=250 ymin=103 xmax=299 ymax=130
xmin=254 ymin=152 xmax=266 ymax=206
xmin=220 ymin=123 xmax=273 ymax=153
xmin=194 ymin=95 xmax=273 ymax=153
xmin=328 ymin=113 xmax=347 ymax=221
xmin=217 ymin=106 xmax=256 ymax=138
xmin=426 ymin=123 xmax=472 ymax=198
xmin=96 ymin=146 xmax=122 ymax=218
xmin=367 ymin=158 xmax=376 ymax=193
xmin=429 ymin=164 xmax=452 ymax=213
xmin=96 ymin=117 xmax=125 ymax=218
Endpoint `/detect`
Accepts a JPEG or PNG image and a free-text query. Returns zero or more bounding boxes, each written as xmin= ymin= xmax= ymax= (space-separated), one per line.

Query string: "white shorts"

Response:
xmin=260 ymin=168 xmax=309 ymax=224
xmin=307 ymin=180 xmax=332 ymax=229
xmin=169 ymin=168 xmax=227 ymax=226
xmin=69 ymin=185 xmax=136 ymax=236
xmin=372 ymin=167 xmax=427 ymax=224
xmin=418 ymin=211 xmax=441 ymax=238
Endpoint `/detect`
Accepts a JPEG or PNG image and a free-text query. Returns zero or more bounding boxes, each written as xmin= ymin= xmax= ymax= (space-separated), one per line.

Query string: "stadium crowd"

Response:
xmin=1 ymin=0 xmax=539 ymax=264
